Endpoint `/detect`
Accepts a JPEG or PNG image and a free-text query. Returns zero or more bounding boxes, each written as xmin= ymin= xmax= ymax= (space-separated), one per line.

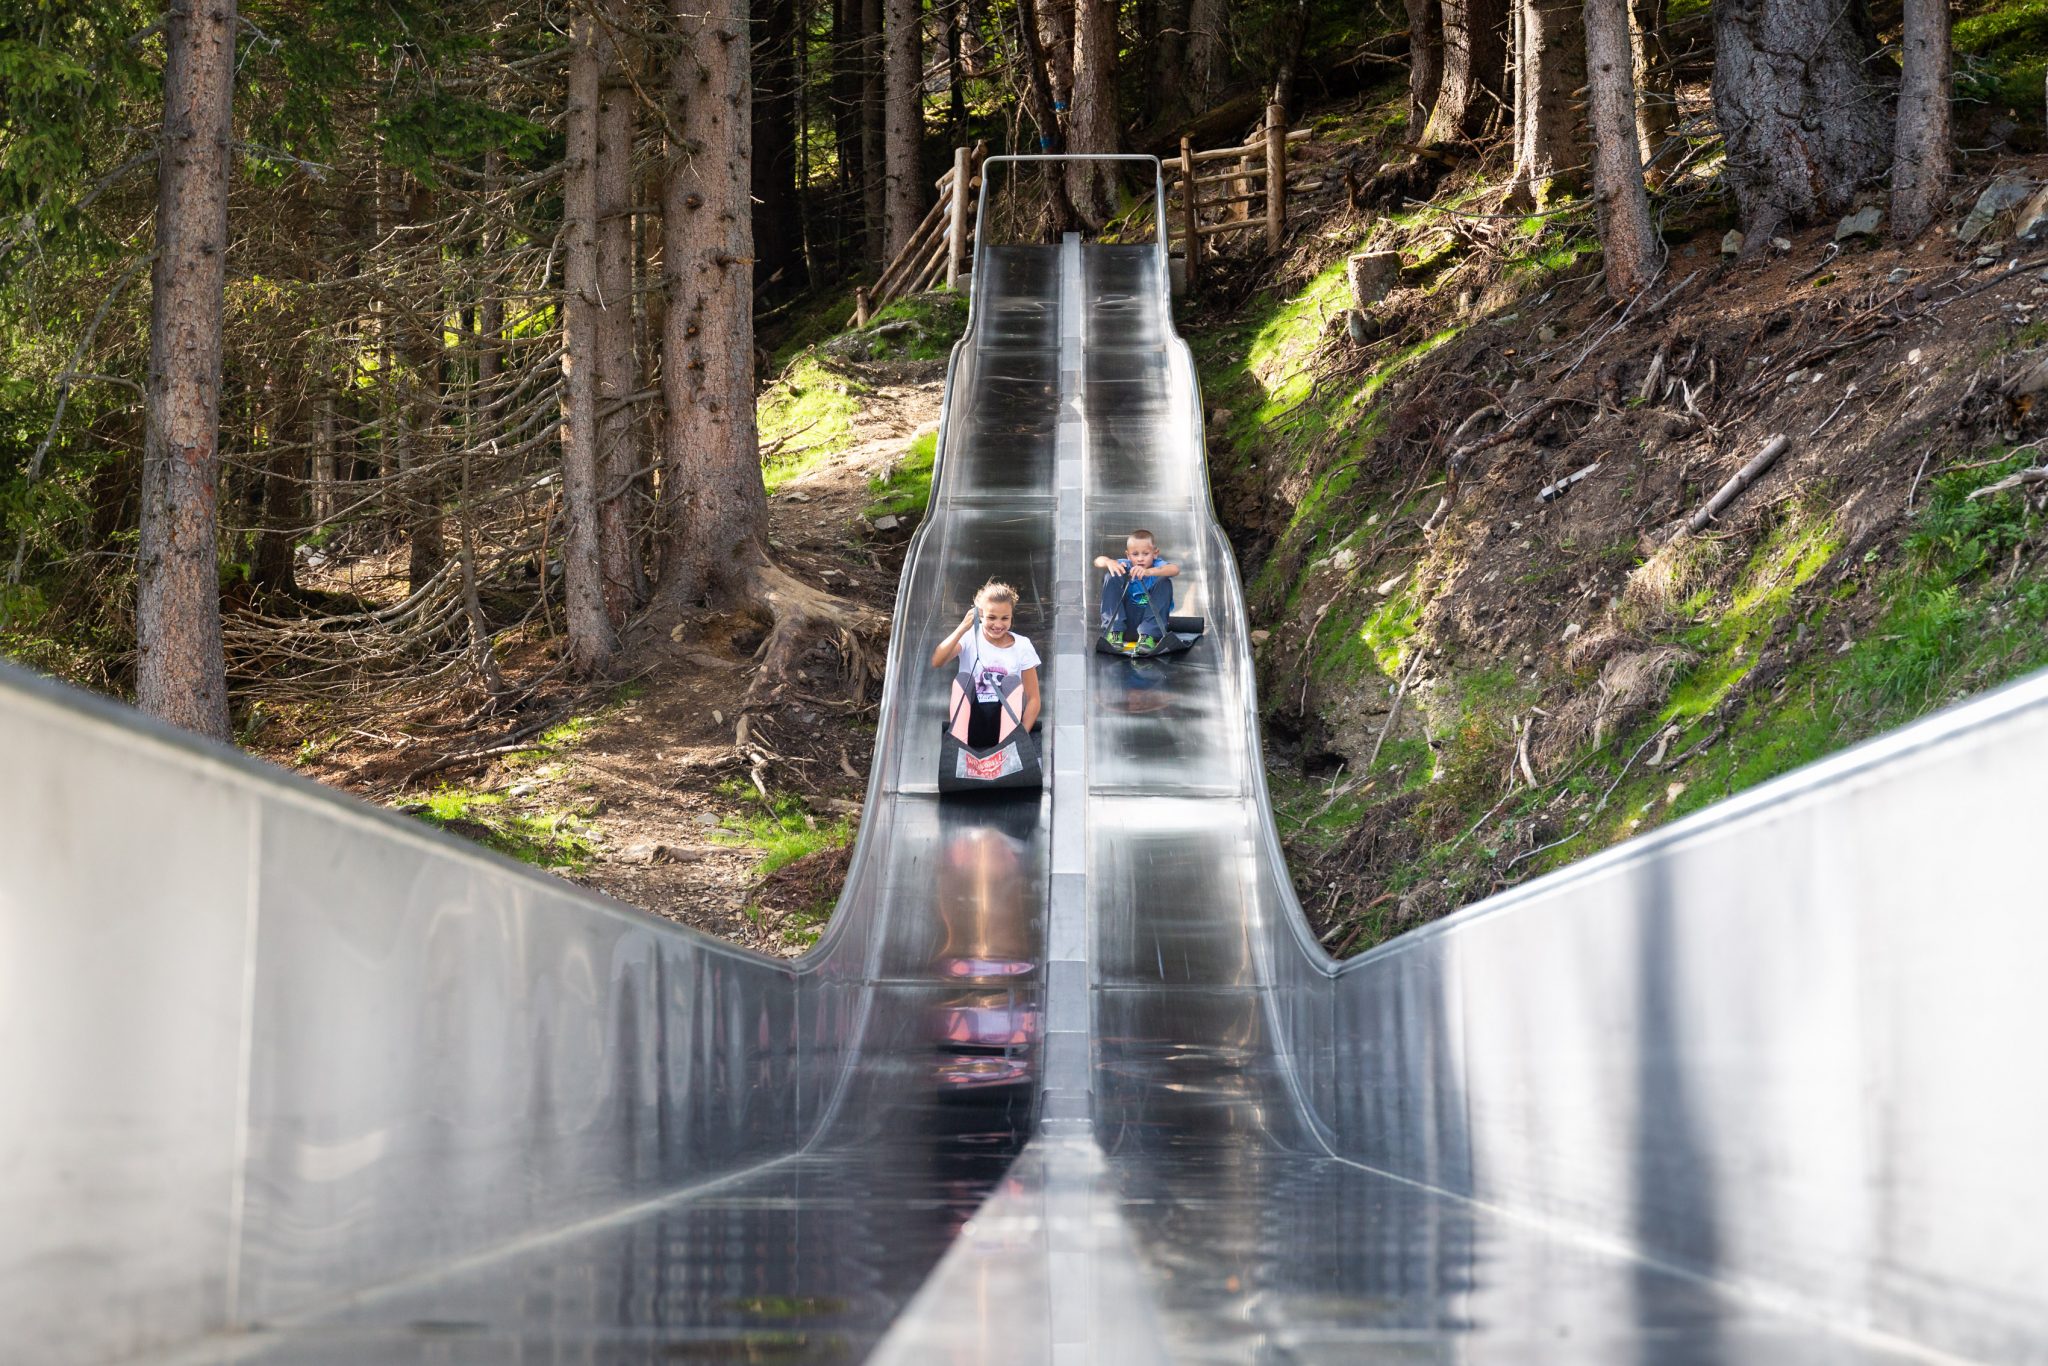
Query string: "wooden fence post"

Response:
xmin=1181 ymin=136 xmax=1201 ymax=289
xmin=946 ymin=145 xmax=971 ymax=290
xmin=1265 ymin=103 xmax=1288 ymax=251
xmin=855 ymin=285 xmax=871 ymax=327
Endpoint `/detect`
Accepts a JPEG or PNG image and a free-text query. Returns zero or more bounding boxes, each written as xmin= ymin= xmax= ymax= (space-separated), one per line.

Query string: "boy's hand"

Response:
xmin=1104 ymin=560 xmax=1128 ymax=577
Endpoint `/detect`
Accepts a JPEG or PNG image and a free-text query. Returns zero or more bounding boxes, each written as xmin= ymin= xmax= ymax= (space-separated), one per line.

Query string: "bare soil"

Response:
xmin=274 ymin=363 xmax=944 ymax=957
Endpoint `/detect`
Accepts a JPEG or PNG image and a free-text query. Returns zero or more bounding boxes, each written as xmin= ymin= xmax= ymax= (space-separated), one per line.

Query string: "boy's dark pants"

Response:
xmin=1099 ymin=573 xmax=1174 ymax=638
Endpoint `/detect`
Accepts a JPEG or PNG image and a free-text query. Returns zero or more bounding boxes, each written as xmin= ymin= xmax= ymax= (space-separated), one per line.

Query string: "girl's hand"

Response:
xmin=958 ymin=607 xmax=977 ymax=634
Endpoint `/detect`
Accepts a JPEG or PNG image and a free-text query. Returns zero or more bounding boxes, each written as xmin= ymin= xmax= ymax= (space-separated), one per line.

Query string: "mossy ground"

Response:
xmin=1197 ymin=89 xmax=2048 ymax=956
xmin=865 ymin=430 xmax=937 ymax=520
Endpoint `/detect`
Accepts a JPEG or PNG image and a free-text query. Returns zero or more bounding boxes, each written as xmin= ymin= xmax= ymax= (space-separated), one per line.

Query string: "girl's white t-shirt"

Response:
xmin=965 ymin=630 xmax=1040 ymax=703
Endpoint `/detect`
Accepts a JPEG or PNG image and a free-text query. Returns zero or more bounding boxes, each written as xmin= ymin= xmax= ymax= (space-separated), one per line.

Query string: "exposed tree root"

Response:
xmin=735 ymin=558 xmax=891 ymax=710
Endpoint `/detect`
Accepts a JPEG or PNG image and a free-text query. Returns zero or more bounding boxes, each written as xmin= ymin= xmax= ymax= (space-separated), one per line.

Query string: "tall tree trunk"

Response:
xmin=1711 ymin=0 xmax=1893 ymax=250
xmin=948 ymin=0 xmax=968 ymax=141
xmin=660 ymin=0 xmax=770 ymax=606
xmin=832 ymin=0 xmax=865 ymax=245
xmin=1586 ymin=0 xmax=1659 ymax=297
xmin=883 ymin=0 xmax=924 ymax=259
xmin=1185 ymin=0 xmax=1226 ymax=109
xmin=752 ymin=0 xmax=803 ymax=288
xmin=1404 ymin=0 xmax=1444 ymax=135
xmin=596 ymin=9 xmax=646 ymax=620
xmin=657 ymin=0 xmax=886 ymax=698
xmin=1419 ymin=0 xmax=1508 ymax=150
xmin=137 ymin=0 xmax=236 ymax=739
xmin=1629 ymin=0 xmax=1676 ymax=179
xmin=861 ymin=0 xmax=888 ymax=262
xmin=1891 ymin=0 xmax=1950 ymax=241
xmin=251 ymin=370 xmax=303 ymax=597
xmin=312 ymin=393 xmax=337 ymax=527
xmin=1503 ymin=0 xmax=1586 ymax=209
xmin=1065 ymin=0 xmax=1118 ymax=226
xmin=1148 ymin=0 xmax=1189 ymax=124
xmin=401 ymin=182 xmax=446 ymax=594
xmin=562 ymin=16 xmax=622 ymax=674
xmin=1039 ymin=0 xmax=1075 ymax=112
xmin=1015 ymin=0 xmax=1064 ymax=149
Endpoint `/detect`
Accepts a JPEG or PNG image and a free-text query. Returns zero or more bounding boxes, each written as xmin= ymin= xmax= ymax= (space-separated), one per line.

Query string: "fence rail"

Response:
xmin=853 ymin=142 xmax=988 ymax=326
xmin=1171 ymin=107 xmax=1312 ymax=288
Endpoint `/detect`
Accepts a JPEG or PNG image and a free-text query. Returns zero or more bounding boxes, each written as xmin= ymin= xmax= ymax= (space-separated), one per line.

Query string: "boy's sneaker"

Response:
xmin=1105 ymin=630 xmax=1125 ymax=649
xmin=1136 ymin=634 xmax=1160 ymax=653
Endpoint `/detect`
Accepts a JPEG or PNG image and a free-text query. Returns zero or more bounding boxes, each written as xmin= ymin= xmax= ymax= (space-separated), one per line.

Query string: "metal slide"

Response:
xmin=7 ymin=157 xmax=2048 ymax=1364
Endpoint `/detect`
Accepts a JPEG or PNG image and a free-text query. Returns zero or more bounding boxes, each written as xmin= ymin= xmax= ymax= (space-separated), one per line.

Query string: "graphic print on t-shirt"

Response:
xmin=963 ymin=630 xmax=1038 ymax=706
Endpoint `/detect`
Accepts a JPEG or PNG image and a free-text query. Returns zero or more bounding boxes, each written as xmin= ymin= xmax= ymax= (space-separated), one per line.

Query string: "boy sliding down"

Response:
xmin=1094 ymin=528 xmax=1181 ymax=651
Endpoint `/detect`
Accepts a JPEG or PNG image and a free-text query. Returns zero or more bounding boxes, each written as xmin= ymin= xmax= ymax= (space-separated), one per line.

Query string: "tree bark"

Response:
xmin=1586 ymin=0 xmax=1659 ymax=297
xmin=1185 ymin=0 xmax=1226 ymax=109
xmin=832 ymin=0 xmax=865 ymax=254
xmin=1711 ymin=0 xmax=1893 ymax=250
xmin=861 ymin=0 xmax=887 ymax=262
xmin=1419 ymin=0 xmax=1508 ymax=149
xmin=1065 ymin=0 xmax=1119 ymax=227
xmin=400 ymin=182 xmax=446 ymax=595
xmin=596 ymin=8 xmax=646 ymax=621
xmin=562 ymin=15 xmax=622 ymax=674
xmin=1148 ymin=0 xmax=1189 ymax=124
xmin=1629 ymin=0 xmax=1676 ymax=179
xmin=658 ymin=0 xmax=888 ymax=701
xmin=1015 ymin=0 xmax=1064 ymax=149
xmin=660 ymin=0 xmax=770 ymax=607
xmin=883 ymin=0 xmax=924 ymax=259
xmin=137 ymin=0 xmax=236 ymax=739
xmin=1404 ymin=0 xmax=1444 ymax=135
xmin=1503 ymin=0 xmax=1586 ymax=209
xmin=251 ymin=369 xmax=303 ymax=597
xmin=752 ymin=0 xmax=803 ymax=288
xmin=1891 ymin=0 xmax=1951 ymax=241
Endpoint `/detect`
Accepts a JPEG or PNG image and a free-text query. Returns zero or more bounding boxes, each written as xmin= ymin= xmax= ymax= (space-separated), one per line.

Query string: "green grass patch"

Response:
xmin=1662 ymin=510 xmax=1839 ymax=722
xmin=864 ymin=290 xmax=971 ymax=360
xmin=1270 ymin=768 xmax=1373 ymax=855
xmin=1956 ymin=0 xmax=2048 ymax=113
xmin=712 ymin=787 xmax=854 ymax=877
xmin=760 ymin=353 xmax=871 ymax=488
xmin=761 ymin=281 xmax=865 ymax=372
xmin=405 ymin=788 xmax=596 ymax=869
xmin=865 ymin=430 xmax=937 ymax=519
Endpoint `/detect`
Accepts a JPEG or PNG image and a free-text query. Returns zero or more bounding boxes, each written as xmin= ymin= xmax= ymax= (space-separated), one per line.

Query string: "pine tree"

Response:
xmin=1586 ymin=0 xmax=1660 ymax=297
xmin=137 ymin=0 xmax=237 ymax=738
xmin=1891 ymin=0 xmax=1951 ymax=241
xmin=1712 ymin=0 xmax=1893 ymax=250
xmin=883 ymin=0 xmax=923 ymax=258
xmin=1503 ymin=0 xmax=1587 ymax=210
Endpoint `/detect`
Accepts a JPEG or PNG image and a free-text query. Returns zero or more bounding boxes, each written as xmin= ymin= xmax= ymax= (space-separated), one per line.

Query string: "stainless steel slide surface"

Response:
xmin=8 ymin=158 xmax=2048 ymax=1364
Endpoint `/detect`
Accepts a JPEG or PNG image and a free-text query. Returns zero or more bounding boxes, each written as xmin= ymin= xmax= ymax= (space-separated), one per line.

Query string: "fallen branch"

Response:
xmin=1679 ymin=433 xmax=1792 ymax=536
xmin=1538 ymin=460 xmax=1601 ymax=503
xmin=1966 ymin=467 xmax=2048 ymax=502
xmin=1367 ymin=650 xmax=1426 ymax=769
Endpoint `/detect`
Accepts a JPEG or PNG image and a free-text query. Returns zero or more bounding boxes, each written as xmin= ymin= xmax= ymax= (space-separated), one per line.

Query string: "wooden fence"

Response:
xmin=852 ymin=142 xmax=987 ymax=327
xmin=1169 ymin=104 xmax=1312 ymax=289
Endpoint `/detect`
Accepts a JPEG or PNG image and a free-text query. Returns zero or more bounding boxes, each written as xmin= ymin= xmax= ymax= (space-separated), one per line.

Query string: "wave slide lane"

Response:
xmin=6 ymin=156 xmax=2048 ymax=1363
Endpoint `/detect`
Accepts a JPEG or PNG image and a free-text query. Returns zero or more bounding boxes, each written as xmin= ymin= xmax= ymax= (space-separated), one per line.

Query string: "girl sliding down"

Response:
xmin=931 ymin=580 xmax=1041 ymax=746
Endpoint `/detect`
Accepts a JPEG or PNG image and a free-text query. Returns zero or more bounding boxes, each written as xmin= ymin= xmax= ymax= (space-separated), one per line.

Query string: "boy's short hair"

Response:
xmin=1127 ymin=528 xmax=1156 ymax=545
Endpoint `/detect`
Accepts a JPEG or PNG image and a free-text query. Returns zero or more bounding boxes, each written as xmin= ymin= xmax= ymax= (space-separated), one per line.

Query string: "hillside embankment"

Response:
xmin=1195 ymin=90 xmax=2048 ymax=954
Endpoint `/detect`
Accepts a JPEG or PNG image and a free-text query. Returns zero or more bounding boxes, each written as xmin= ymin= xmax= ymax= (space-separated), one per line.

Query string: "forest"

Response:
xmin=4 ymin=0 xmax=2046 ymax=952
